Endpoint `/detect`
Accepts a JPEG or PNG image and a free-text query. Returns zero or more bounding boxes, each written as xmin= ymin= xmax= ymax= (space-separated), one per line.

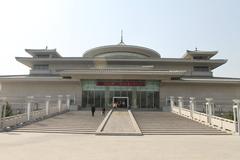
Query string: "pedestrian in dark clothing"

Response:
xmin=102 ymin=107 xmax=106 ymax=116
xmin=91 ymin=106 xmax=95 ymax=117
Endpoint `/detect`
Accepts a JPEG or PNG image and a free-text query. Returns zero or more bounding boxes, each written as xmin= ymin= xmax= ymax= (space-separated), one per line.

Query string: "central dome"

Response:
xmin=83 ymin=44 xmax=161 ymax=59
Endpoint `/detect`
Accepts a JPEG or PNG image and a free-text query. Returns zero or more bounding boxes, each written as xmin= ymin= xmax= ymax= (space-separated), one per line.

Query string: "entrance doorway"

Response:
xmin=113 ymin=97 xmax=129 ymax=108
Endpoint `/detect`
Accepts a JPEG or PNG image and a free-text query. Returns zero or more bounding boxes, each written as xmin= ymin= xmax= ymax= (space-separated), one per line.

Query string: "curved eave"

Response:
xmin=15 ymin=57 xmax=228 ymax=63
xmin=163 ymin=77 xmax=240 ymax=84
xmin=183 ymin=50 xmax=218 ymax=59
xmin=15 ymin=57 xmax=227 ymax=69
xmin=83 ymin=45 xmax=161 ymax=58
xmin=16 ymin=57 xmax=227 ymax=62
xmin=25 ymin=49 xmax=62 ymax=58
xmin=0 ymin=76 xmax=79 ymax=82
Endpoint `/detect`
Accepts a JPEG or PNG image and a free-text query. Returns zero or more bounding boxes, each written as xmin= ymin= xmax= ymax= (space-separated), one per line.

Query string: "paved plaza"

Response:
xmin=0 ymin=132 xmax=239 ymax=160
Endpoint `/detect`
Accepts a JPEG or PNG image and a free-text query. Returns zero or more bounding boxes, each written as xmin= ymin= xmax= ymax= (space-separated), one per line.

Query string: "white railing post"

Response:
xmin=233 ymin=99 xmax=240 ymax=135
xmin=206 ymin=98 xmax=213 ymax=125
xmin=178 ymin=97 xmax=183 ymax=115
xmin=58 ymin=95 xmax=63 ymax=113
xmin=45 ymin=96 xmax=51 ymax=116
xmin=170 ymin=96 xmax=175 ymax=111
xmin=190 ymin=97 xmax=195 ymax=119
xmin=66 ymin=95 xmax=71 ymax=110
xmin=27 ymin=96 xmax=34 ymax=121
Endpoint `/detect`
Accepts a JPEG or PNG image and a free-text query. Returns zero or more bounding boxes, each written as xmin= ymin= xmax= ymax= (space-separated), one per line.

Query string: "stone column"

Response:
xmin=233 ymin=99 xmax=240 ymax=135
xmin=58 ymin=95 xmax=63 ymax=113
xmin=132 ymin=90 xmax=137 ymax=109
xmin=27 ymin=96 xmax=34 ymax=121
xmin=206 ymin=98 xmax=213 ymax=125
xmin=178 ymin=97 xmax=183 ymax=115
xmin=45 ymin=96 xmax=51 ymax=115
xmin=169 ymin=96 xmax=175 ymax=111
xmin=66 ymin=95 xmax=71 ymax=110
xmin=105 ymin=91 xmax=110 ymax=108
xmin=79 ymin=80 xmax=82 ymax=106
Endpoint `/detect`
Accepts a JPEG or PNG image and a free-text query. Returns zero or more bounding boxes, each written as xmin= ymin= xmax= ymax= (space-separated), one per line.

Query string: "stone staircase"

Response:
xmin=133 ymin=111 xmax=231 ymax=135
xmin=13 ymin=111 xmax=105 ymax=134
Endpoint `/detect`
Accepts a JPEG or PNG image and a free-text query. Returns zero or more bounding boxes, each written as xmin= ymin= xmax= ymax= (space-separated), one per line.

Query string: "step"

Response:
xmin=13 ymin=130 xmax=95 ymax=134
xmin=133 ymin=111 xmax=230 ymax=135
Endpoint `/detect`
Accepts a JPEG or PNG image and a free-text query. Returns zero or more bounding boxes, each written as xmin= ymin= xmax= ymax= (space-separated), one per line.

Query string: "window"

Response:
xmin=35 ymin=55 xmax=50 ymax=58
xmin=171 ymin=77 xmax=181 ymax=80
xmin=193 ymin=66 xmax=209 ymax=72
xmin=62 ymin=76 xmax=72 ymax=79
xmin=193 ymin=56 xmax=208 ymax=60
xmin=33 ymin=64 xmax=49 ymax=70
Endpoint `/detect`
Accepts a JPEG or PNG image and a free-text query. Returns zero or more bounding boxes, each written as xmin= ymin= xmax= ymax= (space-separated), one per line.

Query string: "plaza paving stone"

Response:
xmin=0 ymin=132 xmax=240 ymax=160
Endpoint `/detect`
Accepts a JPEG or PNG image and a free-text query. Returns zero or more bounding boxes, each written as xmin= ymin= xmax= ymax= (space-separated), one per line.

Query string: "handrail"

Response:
xmin=172 ymin=106 xmax=235 ymax=133
xmin=0 ymin=106 xmax=69 ymax=130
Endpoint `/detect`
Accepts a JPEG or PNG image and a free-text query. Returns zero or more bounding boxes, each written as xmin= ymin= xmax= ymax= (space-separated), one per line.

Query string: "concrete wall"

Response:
xmin=35 ymin=60 xmax=212 ymax=77
xmin=160 ymin=82 xmax=240 ymax=99
xmin=160 ymin=82 xmax=240 ymax=111
xmin=1 ymin=80 xmax=239 ymax=111
xmin=0 ymin=81 xmax=82 ymax=103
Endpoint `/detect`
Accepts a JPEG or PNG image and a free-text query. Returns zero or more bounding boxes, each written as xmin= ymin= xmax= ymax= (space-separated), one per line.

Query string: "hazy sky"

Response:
xmin=0 ymin=0 xmax=239 ymax=77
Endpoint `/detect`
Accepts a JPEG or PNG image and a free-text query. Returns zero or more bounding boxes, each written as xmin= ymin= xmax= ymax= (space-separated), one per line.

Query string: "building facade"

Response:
xmin=0 ymin=41 xmax=240 ymax=111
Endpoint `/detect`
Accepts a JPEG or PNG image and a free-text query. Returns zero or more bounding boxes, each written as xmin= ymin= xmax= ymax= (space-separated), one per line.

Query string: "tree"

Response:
xmin=1 ymin=101 xmax=13 ymax=117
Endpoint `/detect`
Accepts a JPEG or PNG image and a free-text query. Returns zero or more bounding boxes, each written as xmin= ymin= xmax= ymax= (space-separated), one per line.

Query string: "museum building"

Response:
xmin=0 ymin=40 xmax=240 ymax=111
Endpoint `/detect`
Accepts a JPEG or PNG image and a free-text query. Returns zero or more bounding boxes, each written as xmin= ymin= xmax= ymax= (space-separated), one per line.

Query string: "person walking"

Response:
xmin=91 ymin=105 xmax=95 ymax=117
xmin=101 ymin=107 xmax=106 ymax=116
xmin=113 ymin=102 xmax=117 ymax=110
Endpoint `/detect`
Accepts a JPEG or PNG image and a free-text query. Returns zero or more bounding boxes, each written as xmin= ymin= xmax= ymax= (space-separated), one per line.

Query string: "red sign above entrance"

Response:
xmin=96 ymin=81 xmax=145 ymax=86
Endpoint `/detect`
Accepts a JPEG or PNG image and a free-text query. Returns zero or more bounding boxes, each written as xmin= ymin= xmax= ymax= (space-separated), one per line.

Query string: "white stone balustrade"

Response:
xmin=0 ymin=95 xmax=70 ymax=130
xmin=171 ymin=96 xmax=239 ymax=135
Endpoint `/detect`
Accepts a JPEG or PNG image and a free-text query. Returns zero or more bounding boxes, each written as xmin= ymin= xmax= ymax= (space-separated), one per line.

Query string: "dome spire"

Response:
xmin=119 ymin=29 xmax=125 ymax=45
xmin=121 ymin=30 xmax=123 ymax=43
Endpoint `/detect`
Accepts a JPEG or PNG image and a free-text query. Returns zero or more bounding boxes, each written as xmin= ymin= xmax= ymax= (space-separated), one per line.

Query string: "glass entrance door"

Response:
xmin=113 ymin=97 xmax=129 ymax=108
